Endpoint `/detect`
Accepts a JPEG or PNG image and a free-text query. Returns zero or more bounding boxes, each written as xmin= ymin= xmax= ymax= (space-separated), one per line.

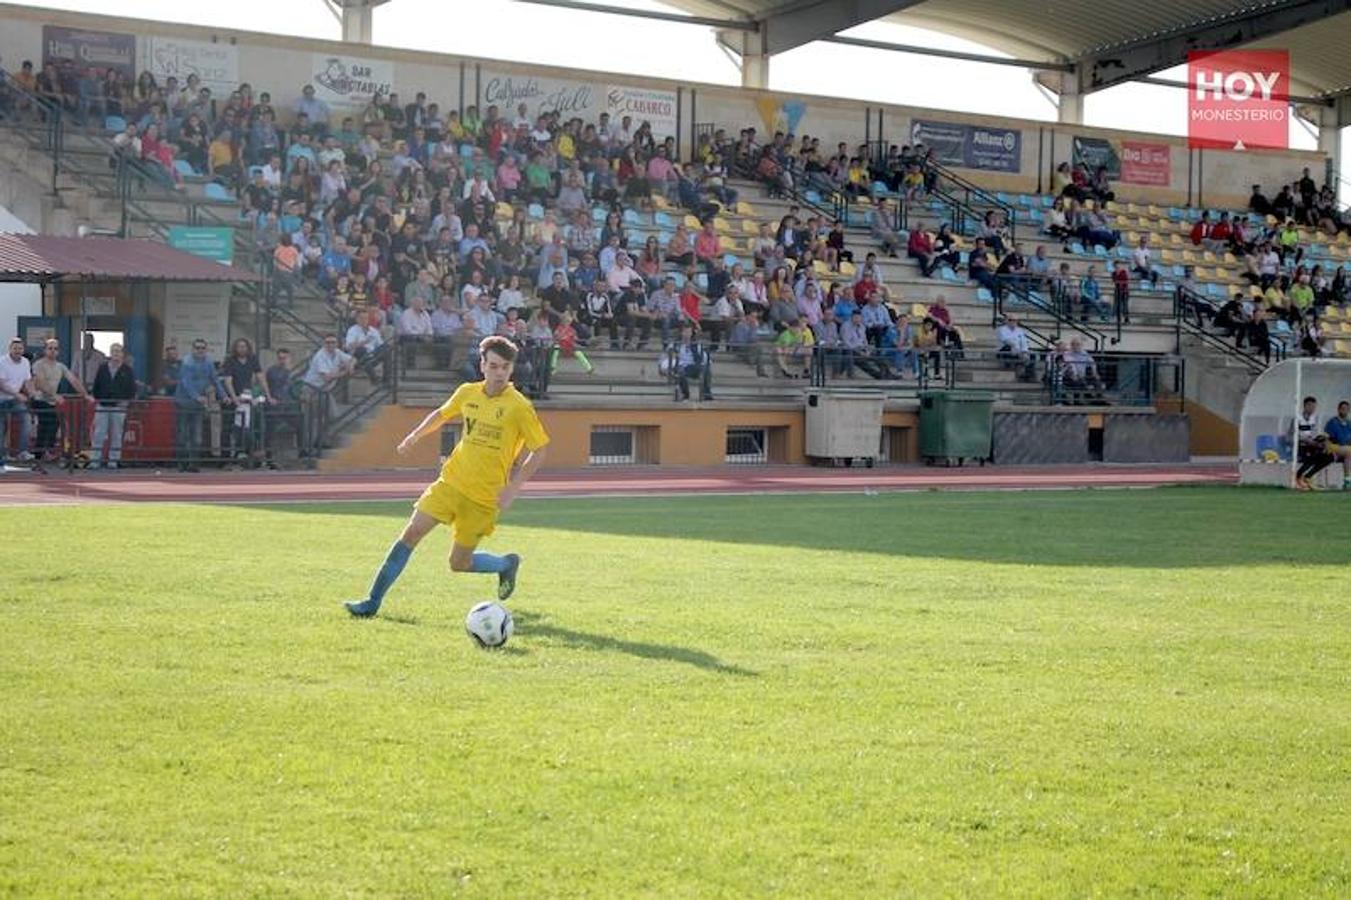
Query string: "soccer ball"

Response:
xmin=465 ymin=601 xmax=514 ymax=648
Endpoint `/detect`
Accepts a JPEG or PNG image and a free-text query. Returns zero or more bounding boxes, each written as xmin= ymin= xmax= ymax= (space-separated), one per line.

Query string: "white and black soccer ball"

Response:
xmin=465 ymin=601 xmax=514 ymax=648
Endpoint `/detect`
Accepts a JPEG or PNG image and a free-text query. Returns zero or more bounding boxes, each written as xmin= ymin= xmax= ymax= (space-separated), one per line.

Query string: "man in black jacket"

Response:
xmin=90 ymin=342 xmax=137 ymax=469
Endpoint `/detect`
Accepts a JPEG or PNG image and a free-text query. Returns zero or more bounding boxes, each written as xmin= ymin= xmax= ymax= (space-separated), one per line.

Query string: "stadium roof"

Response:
xmin=0 ymin=234 xmax=258 ymax=284
xmin=659 ymin=0 xmax=1351 ymax=99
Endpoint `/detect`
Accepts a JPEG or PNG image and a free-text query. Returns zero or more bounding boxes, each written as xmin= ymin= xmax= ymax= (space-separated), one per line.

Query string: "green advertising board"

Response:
xmin=168 ymin=226 xmax=234 ymax=264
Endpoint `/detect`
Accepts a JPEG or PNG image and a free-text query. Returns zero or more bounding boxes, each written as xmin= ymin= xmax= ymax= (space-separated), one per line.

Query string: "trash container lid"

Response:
xmin=918 ymin=389 xmax=997 ymax=401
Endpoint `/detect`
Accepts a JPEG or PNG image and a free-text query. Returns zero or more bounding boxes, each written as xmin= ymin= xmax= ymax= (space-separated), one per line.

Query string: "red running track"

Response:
xmin=0 ymin=463 xmax=1237 ymax=507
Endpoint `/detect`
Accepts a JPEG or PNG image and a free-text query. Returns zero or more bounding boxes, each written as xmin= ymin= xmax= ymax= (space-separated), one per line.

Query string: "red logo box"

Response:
xmin=1188 ymin=49 xmax=1289 ymax=150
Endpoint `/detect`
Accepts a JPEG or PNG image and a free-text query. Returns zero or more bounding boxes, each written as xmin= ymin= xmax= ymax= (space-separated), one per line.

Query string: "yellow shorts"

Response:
xmin=415 ymin=481 xmax=497 ymax=548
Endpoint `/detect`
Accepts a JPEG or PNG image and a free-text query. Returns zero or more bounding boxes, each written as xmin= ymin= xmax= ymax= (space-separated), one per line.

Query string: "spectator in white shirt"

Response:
xmin=344 ymin=308 xmax=384 ymax=381
xmin=996 ymin=314 xmax=1036 ymax=381
xmin=1131 ymin=236 xmax=1160 ymax=286
xmin=398 ymin=294 xmax=434 ymax=370
xmin=0 ymin=337 xmax=34 ymax=464
xmin=607 ymin=252 xmax=643 ymax=294
xmin=496 ymin=274 xmax=527 ymax=314
xmin=466 ymin=293 xmax=503 ymax=340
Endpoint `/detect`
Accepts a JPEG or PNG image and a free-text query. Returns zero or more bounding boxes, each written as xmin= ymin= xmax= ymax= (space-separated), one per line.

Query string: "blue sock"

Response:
xmin=470 ymin=552 xmax=510 ymax=574
xmin=368 ymin=541 xmax=413 ymax=604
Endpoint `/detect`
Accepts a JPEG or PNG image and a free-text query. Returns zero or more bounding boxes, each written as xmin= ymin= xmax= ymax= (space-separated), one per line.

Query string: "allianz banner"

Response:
xmin=910 ymin=119 xmax=1021 ymax=173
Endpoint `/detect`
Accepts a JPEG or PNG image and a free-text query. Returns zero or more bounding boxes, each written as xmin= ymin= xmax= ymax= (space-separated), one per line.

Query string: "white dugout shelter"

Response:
xmin=1239 ymin=358 xmax=1351 ymax=489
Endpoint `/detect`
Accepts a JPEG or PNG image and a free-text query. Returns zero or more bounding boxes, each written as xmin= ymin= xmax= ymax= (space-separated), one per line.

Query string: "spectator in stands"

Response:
xmin=775 ymin=318 xmax=814 ymax=378
xmin=1061 ymin=338 xmax=1104 ymax=400
xmin=1299 ymin=315 xmax=1325 ymax=358
xmin=926 ymin=296 xmax=963 ymax=355
xmin=1131 ymin=236 xmax=1160 ymax=287
xmin=729 ymin=310 xmax=770 ymax=377
xmin=694 ymin=221 xmax=722 ymax=269
xmin=1075 ymin=205 xmax=1119 ymax=250
xmin=549 ymin=311 xmax=594 ymax=376
xmin=1079 ymin=264 xmax=1109 ymax=322
xmin=1045 ymin=197 xmax=1073 ymax=239
xmin=398 ymin=293 xmax=434 ymax=371
xmin=300 ymin=335 xmax=353 ymax=452
xmin=345 ymin=308 xmax=385 ymax=381
xmin=0 ymin=337 xmax=33 ymax=466
xmin=813 ymin=306 xmax=843 ymax=373
xmin=1089 ymin=166 xmax=1114 ymax=204
xmin=1248 ymin=184 xmax=1272 ymax=217
xmin=1213 ymin=293 xmax=1247 ymax=341
xmin=840 ymin=310 xmax=887 ymax=379
xmin=888 ymin=313 xmax=920 ymax=379
xmin=1189 ymin=211 xmax=1213 ymax=246
xmin=668 ymin=323 xmax=712 ymax=402
xmin=995 ymin=244 xmax=1028 ymax=297
xmin=173 ymin=338 xmax=220 ymax=472
xmin=968 ymin=238 xmax=997 ymax=295
xmin=1051 ymin=262 xmax=1079 ymax=317
xmin=295 ymin=84 xmax=331 ymax=135
xmin=996 ymin=315 xmax=1036 ymax=382
xmin=978 ymin=210 xmax=1007 ymax=256
xmin=1111 ymin=260 xmax=1132 ymax=324
xmin=907 ymin=223 xmax=936 ymax=277
xmin=467 ymin=292 xmax=504 ymax=342
xmin=915 ymin=317 xmax=942 ymax=377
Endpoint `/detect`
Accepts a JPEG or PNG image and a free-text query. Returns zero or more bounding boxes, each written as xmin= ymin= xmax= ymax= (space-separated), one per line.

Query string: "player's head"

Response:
xmin=1302 ymin=395 xmax=1317 ymax=414
xmin=479 ymin=336 xmax=517 ymax=390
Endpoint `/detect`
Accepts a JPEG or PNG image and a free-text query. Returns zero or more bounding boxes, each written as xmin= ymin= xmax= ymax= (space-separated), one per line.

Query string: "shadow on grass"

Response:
xmin=513 ymin=610 xmax=757 ymax=677
xmin=231 ymin=487 xmax=1348 ymax=570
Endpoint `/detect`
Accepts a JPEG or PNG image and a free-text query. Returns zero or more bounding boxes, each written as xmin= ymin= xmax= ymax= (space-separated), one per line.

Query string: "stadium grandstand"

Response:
xmin=0 ymin=0 xmax=1347 ymax=473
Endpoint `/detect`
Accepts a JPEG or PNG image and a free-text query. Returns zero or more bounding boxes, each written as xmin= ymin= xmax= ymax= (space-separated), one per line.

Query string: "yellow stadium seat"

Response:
xmin=652 ymin=195 xmax=670 ymax=210
xmin=911 ymin=303 xmax=927 ymax=318
xmin=1161 ymin=249 xmax=1177 ymax=263
xmin=1126 ymin=231 xmax=1140 ymax=244
xmin=1224 ymin=252 xmax=1237 ymax=264
xmin=1104 ymin=200 xmax=1118 ymax=212
xmin=1324 ymin=306 xmax=1343 ymax=321
xmin=740 ymin=218 xmax=759 ymax=234
xmin=1182 ymin=250 xmax=1197 ymax=262
xmin=683 ymin=214 xmax=702 ymax=229
xmin=1192 ymin=266 xmax=1210 ymax=279
xmin=495 ymin=201 xmax=513 ymax=217
xmin=1337 ymin=231 xmax=1350 ymax=245
xmin=1170 ymin=233 xmax=1184 ymax=246
xmin=1201 ymin=251 xmax=1216 ymax=263
xmin=1084 ymin=199 xmax=1096 ymax=211
xmin=840 ymin=261 xmax=857 ymax=277
xmin=1148 ymin=204 xmax=1161 ymax=216
xmin=713 ymin=217 xmax=732 ymax=233
xmin=1249 ymin=285 xmax=1264 ymax=298
xmin=1126 ymin=202 xmax=1141 ymax=214
xmin=735 ymin=201 xmax=757 ymax=217
xmin=812 ymin=260 xmax=831 ymax=276
xmin=1265 ymin=214 xmax=1278 ymax=226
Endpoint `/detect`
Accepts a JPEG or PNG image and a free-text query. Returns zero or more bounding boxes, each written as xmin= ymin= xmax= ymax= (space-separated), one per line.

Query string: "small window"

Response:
xmin=726 ymin=427 xmax=768 ymax=464
xmin=590 ymin=426 xmax=635 ymax=465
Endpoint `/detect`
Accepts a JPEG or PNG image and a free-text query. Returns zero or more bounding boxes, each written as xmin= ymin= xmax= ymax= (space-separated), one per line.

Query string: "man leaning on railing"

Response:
xmin=88 ymin=343 xmax=136 ymax=470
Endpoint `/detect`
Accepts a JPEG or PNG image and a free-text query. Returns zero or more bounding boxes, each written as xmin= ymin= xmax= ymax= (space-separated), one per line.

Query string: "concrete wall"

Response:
xmin=0 ymin=3 xmax=1323 ymax=211
xmin=319 ymin=402 xmax=921 ymax=471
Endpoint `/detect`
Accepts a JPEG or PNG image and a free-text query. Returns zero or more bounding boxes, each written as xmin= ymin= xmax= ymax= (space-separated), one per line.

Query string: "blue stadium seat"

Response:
xmin=871 ymin=181 xmax=892 ymax=197
xmin=804 ymin=189 xmax=822 ymax=204
xmin=1093 ymin=245 xmax=1110 ymax=257
xmin=976 ymin=287 xmax=995 ymax=304
xmin=203 ymin=182 xmax=232 ymax=201
xmin=459 ymin=145 xmax=475 ymax=158
xmin=623 ymin=209 xmax=644 ymax=226
xmin=654 ymin=211 xmax=675 ymax=228
xmin=1069 ymin=242 xmax=1086 ymax=254
xmin=1207 ymin=282 xmax=1223 ymax=297
xmin=105 ymin=115 xmax=126 ymax=133
xmin=527 ymin=202 xmax=545 ymax=219
xmin=940 ymin=266 xmax=959 ymax=282
xmin=174 ymin=159 xmax=196 ymax=177
xmin=1255 ymin=434 xmax=1290 ymax=461
xmin=723 ymin=254 xmax=739 ymax=269
xmin=280 ymin=215 xmax=301 ymax=234
xmin=1172 ymin=264 xmax=1186 ymax=277
xmin=591 ymin=206 xmax=606 ymax=223
xmin=695 ymin=272 xmax=709 ymax=290
xmin=670 ymin=272 xmax=685 ymax=288
xmin=248 ymin=165 xmax=265 ymax=179
xmin=1115 ymin=245 xmax=1131 ymax=258
xmin=1041 ymin=195 xmax=1054 ymax=208
xmin=995 ymin=192 xmax=1009 ymax=203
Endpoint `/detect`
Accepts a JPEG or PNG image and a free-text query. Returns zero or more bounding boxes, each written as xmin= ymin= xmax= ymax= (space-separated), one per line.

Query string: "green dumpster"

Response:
xmin=918 ymin=390 xmax=994 ymax=466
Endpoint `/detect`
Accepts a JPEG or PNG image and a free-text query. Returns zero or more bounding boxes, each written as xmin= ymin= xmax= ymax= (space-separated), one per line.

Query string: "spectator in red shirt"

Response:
xmin=1112 ymin=260 xmax=1131 ymax=323
xmin=1189 ymin=212 xmax=1212 ymax=246
xmin=907 ymin=223 xmax=936 ymax=277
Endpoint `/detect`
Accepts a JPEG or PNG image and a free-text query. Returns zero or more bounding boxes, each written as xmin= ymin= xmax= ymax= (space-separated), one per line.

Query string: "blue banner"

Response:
xmin=910 ymin=119 xmax=1021 ymax=173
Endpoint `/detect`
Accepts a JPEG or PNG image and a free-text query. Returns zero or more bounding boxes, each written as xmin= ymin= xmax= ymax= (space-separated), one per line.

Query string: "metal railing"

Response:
xmin=0 ymin=69 xmax=64 ymax=192
xmin=920 ymin=158 xmax=1018 ymax=242
xmin=1173 ymin=284 xmax=1283 ymax=374
xmin=992 ymin=274 xmax=1113 ymax=351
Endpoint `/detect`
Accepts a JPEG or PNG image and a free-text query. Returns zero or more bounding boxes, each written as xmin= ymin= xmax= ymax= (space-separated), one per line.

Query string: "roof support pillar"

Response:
xmin=340 ymin=2 xmax=375 ymax=44
xmin=1317 ymin=103 xmax=1343 ymax=186
xmin=1056 ymin=71 xmax=1083 ymax=125
xmin=719 ymin=27 xmax=770 ymax=90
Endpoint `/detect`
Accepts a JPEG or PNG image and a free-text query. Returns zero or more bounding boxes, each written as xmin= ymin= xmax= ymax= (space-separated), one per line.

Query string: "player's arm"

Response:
xmin=396 ymin=408 xmax=451 ymax=455
xmin=498 ymin=444 xmax=547 ymax=513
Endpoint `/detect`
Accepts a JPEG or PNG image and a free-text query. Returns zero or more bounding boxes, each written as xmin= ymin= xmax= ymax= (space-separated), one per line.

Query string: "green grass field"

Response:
xmin=2 ymin=487 xmax=1348 ymax=896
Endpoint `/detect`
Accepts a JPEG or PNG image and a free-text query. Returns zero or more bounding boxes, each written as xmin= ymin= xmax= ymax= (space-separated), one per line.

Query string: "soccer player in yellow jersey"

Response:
xmin=345 ymin=336 xmax=549 ymax=617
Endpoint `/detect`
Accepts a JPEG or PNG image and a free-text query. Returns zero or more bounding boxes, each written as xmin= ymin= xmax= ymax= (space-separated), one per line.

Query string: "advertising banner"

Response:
xmin=310 ymin=54 xmax=394 ymax=112
xmin=42 ymin=26 xmax=136 ymax=78
xmin=911 ymin=119 xmax=1021 ymax=172
xmin=143 ymin=37 xmax=239 ymax=97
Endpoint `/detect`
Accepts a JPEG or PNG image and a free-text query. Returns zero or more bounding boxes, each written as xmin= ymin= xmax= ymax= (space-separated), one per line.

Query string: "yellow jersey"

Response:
xmin=435 ymin=381 xmax=549 ymax=508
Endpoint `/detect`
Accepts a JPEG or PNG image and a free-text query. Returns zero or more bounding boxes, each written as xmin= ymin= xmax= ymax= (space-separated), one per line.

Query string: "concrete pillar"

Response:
xmin=1317 ymin=104 xmax=1342 ymax=187
xmin=1057 ymin=72 xmax=1083 ymax=125
xmin=720 ymin=28 xmax=770 ymax=90
xmin=341 ymin=3 xmax=374 ymax=44
xmin=741 ymin=52 xmax=769 ymax=90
